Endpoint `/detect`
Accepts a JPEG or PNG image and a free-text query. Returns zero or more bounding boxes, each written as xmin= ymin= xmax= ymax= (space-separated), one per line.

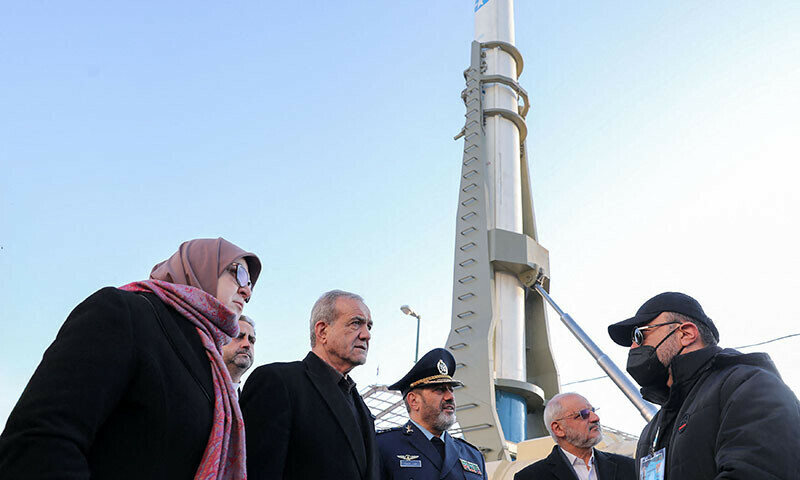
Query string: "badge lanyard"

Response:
xmin=650 ymin=426 xmax=660 ymax=455
xmin=640 ymin=425 xmax=666 ymax=480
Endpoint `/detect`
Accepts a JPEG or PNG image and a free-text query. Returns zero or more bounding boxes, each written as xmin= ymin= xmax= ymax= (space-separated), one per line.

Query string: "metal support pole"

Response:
xmin=401 ymin=305 xmax=422 ymax=364
xmin=532 ymin=282 xmax=658 ymax=422
xmin=415 ymin=315 xmax=420 ymax=363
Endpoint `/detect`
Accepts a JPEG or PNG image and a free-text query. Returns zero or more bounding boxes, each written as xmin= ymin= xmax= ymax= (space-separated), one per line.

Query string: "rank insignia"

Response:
xmin=405 ymin=424 xmax=413 ymax=434
xmin=460 ymin=458 xmax=482 ymax=475
xmin=398 ymin=454 xmax=422 ymax=468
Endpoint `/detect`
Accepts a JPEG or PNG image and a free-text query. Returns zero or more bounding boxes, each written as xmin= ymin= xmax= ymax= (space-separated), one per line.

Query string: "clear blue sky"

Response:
xmin=2 ymin=1 xmax=798 ymax=436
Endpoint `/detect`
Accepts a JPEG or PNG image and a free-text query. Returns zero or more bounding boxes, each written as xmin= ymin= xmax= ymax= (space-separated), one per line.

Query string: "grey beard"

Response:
xmin=568 ymin=424 xmax=603 ymax=449
xmin=432 ymin=411 xmax=456 ymax=433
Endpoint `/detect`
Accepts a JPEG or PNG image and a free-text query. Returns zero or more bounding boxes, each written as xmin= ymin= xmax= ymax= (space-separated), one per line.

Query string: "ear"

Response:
xmin=678 ymin=322 xmax=700 ymax=347
xmin=551 ymin=421 xmax=566 ymax=439
xmin=314 ymin=321 xmax=328 ymax=344
xmin=406 ymin=391 xmax=420 ymax=411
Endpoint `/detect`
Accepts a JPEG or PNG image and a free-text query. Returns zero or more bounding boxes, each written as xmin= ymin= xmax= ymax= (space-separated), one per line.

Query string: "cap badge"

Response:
xmin=437 ymin=359 xmax=448 ymax=375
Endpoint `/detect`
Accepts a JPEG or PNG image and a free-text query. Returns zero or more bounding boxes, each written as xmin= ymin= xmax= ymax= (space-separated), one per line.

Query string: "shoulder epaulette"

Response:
xmin=377 ymin=426 xmax=401 ymax=434
xmin=454 ymin=435 xmax=481 ymax=451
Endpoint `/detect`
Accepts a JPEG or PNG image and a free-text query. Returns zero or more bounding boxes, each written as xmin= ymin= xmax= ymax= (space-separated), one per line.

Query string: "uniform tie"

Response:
xmin=431 ymin=436 xmax=446 ymax=460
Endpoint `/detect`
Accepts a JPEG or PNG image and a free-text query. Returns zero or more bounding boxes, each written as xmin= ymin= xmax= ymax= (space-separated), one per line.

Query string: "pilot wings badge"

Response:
xmin=397 ymin=455 xmax=422 ymax=468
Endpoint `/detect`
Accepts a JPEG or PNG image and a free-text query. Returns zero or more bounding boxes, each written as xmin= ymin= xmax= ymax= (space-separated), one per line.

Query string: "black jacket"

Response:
xmin=514 ymin=445 xmax=635 ymax=480
xmin=0 ymin=288 xmax=214 ymax=479
xmin=636 ymin=346 xmax=800 ymax=479
xmin=241 ymin=352 xmax=380 ymax=480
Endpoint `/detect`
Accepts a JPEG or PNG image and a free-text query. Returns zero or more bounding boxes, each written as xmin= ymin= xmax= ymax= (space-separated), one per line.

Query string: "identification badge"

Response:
xmin=397 ymin=454 xmax=421 ymax=468
xmin=639 ymin=448 xmax=666 ymax=480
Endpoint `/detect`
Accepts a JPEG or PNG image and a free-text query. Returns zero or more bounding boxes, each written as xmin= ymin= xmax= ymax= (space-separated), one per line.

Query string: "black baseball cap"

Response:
xmin=608 ymin=292 xmax=719 ymax=346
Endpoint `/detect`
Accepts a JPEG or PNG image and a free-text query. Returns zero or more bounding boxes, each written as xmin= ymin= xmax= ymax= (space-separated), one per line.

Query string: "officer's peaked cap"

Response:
xmin=389 ymin=348 xmax=463 ymax=396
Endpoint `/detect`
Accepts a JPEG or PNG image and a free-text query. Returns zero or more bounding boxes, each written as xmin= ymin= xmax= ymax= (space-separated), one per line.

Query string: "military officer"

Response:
xmin=377 ymin=348 xmax=486 ymax=479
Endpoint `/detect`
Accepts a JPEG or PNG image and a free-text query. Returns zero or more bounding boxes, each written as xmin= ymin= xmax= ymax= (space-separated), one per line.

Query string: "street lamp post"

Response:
xmin=400 ymin=305 xmax=421 ymax=363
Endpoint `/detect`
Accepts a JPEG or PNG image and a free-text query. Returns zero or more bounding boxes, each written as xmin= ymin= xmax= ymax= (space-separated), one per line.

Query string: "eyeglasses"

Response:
xmin=631 ymin=321 xmax=680 ymax=346
xmin=227 ymin=263 xmax=252 ymax=301
xmin=555 ymin=407 xmax=598 ymax=422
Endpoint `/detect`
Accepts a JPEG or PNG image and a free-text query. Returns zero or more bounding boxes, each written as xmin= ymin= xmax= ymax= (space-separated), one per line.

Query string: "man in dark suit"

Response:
xmin=376 ymin=348 xmax=487 ymax=479
xmin=241 ymin=289 xmax=379 ymax=480
xmin=222 ymin=314 xmax=256 ymax=396
xmin=515 ymin=393 xmax=635 ymax=480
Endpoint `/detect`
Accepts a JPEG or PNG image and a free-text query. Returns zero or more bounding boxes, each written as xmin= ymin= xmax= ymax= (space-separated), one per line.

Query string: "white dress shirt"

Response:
xmin=560 ymin=447 xmax=597 ymax=480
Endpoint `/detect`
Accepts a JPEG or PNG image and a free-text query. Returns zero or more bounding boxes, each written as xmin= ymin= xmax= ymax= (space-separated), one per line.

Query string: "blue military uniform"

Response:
xmin=377 ymin=420 xmax=486 ymax=479
xmin=376 ymin=348 xmax=487 ymax=479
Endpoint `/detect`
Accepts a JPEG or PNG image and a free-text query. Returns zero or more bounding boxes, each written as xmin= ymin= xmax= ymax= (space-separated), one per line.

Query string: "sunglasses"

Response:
xmin=226 ymin=262 xmax=252 ymax=301
xmin=555 ymin=407 xmax=598 ymax=422
xmin=631 ymin=321 xmax=680 ymax=346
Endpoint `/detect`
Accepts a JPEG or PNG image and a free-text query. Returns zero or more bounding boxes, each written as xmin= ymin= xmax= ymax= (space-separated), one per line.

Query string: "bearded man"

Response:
xmin=608 ymin=292 xmax=800 ymax=479
xmin=514 ymin=393 xmax=634 ymax=480
xmin=222 ymin=315 xmax=256 ymax=396
xmin=376 ymin=348 xmax=486 ymax=479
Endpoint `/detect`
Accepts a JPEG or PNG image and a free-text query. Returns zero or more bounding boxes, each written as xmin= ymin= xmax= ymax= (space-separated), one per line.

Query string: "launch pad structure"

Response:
xmin=365 ymin=1 xmax=651 ymax=477
xmin=445 ymin=38 xmax=557 ymax=461
xmin=441 ymin=0 xmax=655 ymax=467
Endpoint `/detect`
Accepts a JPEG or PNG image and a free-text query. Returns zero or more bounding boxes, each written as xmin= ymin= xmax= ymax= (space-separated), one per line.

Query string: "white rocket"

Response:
xmin=447 ymin=0 xmax=656 ymax=462
xmin=447 ymin=0 xmax=559 ymax=461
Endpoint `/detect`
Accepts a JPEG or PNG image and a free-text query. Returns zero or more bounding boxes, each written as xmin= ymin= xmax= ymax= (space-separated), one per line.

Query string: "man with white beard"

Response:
xmin=515 ymin=393 xmax=634 ymax=480
xmin=376 ymin=348 xmax=486 ymax=479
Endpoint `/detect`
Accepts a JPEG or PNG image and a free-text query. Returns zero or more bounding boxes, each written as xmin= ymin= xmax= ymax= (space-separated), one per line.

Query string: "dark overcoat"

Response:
xmin=241 ymin=352 xmax=380 ymax=480
xmin=0 ymin=287 xmax=214 ymax=479
xmin=376 ymin=420 xmax=487 ymax=479
xmin=514 ymin=444 xmax=635 ymax=480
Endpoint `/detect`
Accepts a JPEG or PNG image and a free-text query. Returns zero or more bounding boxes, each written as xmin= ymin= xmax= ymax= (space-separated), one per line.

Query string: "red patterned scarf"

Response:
xmin=120 ymin=279 xmax=246 ymax=480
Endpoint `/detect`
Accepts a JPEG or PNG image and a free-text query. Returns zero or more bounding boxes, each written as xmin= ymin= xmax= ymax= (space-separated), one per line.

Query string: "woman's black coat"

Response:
xmin=0 ymin=287 xmax=214 ymax=479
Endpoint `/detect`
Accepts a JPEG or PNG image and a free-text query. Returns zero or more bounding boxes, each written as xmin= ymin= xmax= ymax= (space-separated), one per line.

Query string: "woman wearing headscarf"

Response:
xmin=0 ymin=238 xmax=261 ymax=480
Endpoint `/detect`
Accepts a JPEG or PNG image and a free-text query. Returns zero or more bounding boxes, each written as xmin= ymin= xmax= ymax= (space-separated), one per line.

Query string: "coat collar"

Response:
xmin=594 ymin=449 xmax=617 ymax=479
xmin=642 ymin=346 xmax=721 ymax=405
xmin=303 ymin=352 xmax=368 ymax=477
xmin=140 ymin=292 xmax=214 ymax=405
xmin=549 ymin=446 xmax=621 ymax=480
xmin=546 ymin=445 xmax=580 ymax=480
xmin=440 ymin=431 xmax=461 ymax=479
xmin=671 ymin=346 xmax=721 ymax=387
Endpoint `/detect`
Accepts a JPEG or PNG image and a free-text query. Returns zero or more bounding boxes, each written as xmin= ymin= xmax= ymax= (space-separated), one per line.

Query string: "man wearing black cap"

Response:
xmin=376 ymin=348 xmax=486 ymax=479
xmin=608 ymin=292 xmax=800 ymax=479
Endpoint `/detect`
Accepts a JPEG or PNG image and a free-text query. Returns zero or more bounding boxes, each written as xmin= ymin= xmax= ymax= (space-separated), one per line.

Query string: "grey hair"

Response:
xmin=543 ymin=392 xmax=585 ymax=441
xmin=668 ymin=312 xmax=718 ymax=346
xmin=309 ymin=290 xmax=365 ymax=347
xmin=239 ymin=315 xmax=256 ymax=336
